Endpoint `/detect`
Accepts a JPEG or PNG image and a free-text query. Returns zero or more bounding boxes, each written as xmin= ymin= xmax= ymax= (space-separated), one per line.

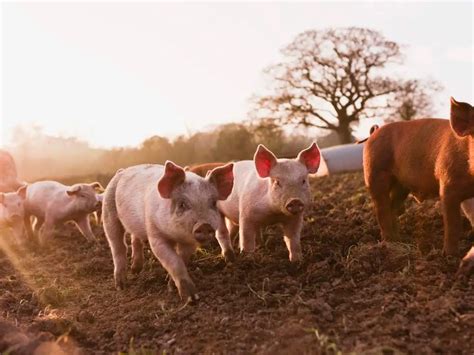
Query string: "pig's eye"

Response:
xmin=273 ymin=179 xmax=281 ymax=187
xmin=302 ymin=179 xmax=306 ymax=185
xmin=178 ymin=200 xmax=189 ymax=211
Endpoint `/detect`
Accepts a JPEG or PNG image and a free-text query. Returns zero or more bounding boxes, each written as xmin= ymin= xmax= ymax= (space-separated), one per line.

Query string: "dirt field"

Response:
xmin=1 ymin=172 xmax=474 ymax=354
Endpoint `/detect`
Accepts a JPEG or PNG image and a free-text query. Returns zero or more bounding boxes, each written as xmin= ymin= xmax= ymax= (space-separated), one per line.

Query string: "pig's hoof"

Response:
xmin=442 ymin=245 xmax=459 ymax=257
xmin=289 ymin=252 xmax=303 ymax=263
xmin=114 ymin=275 xmax=127 ymax=290
xmin=456 ymin=257 xmax=474 ymax=279
xmin=131 ymin=263 xmax=143 ymax=275
xmin=223 ymin=249 xmax=236 ymax=263
xmin=178 ymin=279 xmax=198 ymax=302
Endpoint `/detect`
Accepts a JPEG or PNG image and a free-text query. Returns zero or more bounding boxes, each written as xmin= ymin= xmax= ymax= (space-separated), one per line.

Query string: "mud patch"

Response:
xmin=1 ymin=172 xmax=473 ymax=354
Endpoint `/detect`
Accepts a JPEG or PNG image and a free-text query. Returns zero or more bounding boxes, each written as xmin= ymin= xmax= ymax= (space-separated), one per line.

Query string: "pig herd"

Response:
xmin=0 ymin=96 xmax=473 ymax=303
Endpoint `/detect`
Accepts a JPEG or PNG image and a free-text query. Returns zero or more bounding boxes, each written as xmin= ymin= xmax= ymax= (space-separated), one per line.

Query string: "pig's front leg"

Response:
xmin=215 ymin=214 xmax=235 ymax=262
xmin=457 ymin=246 xmax=474 ymax=277
xmin=75 ymin=216 xmax=98 ymax=243
xmin=176 ymin=242 xmax=196 ymax=265
xmin=38 ymin=219 xmax=56 ymax=247
xmin=238 ymin=216 xmax=259 ymax=254
xmin=440 ymin=188 xmax=462 ymax=256
xmin=149 ymin=235 xmax=198 ymax=302
xmin=24 ymin=214 xmax=35 ymax=241
xmin=282 ymin=216 xmax=303 ymax=262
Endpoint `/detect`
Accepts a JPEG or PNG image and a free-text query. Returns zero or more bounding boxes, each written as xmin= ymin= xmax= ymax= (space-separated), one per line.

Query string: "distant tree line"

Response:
xmin=9 ymin=122 xmax=313 ymax=183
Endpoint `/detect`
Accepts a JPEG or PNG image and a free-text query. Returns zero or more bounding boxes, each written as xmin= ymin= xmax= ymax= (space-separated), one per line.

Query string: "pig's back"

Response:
xmin=115 ymin=164 xmax=164 ymax=236
xmin=25 ymin=181 xmax=67 ymax=217
xmin=365 ymin=119 xmax=451 ymax=197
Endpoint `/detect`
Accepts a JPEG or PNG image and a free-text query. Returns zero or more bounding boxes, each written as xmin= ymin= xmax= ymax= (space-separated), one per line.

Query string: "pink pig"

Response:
xmin=24 ymin=181 xmax=104 ymax=245
xmin=102 ymin=161 xmax=234 ymax=302
xmin=216 ymin=143 xmax=321 ymax=262
xmin=0 ymin=185 xmax=28 ymax=243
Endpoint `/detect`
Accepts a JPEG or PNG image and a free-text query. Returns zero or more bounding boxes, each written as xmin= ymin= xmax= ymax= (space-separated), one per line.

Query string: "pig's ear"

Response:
xmin=254 ymin=144 xmax=278 ymax=178
xmin=450 ymin=97 xmax=474 ymax=137
xmin=0 ymin=193 xmax=4 ymax=204
xmin=16 ymin=185 xmax=27 ymax=199
xmin=297 ymin=142 xmax=321 ymax=174
xmin=90 ymin=182 xmax=105 ymax=192
xmin=207 ymin=163 xmax=234 ymax=200
xmin=158 ymin=161 xmax=186 ymax=199
xmin=66 ymin=185 xmax=81 ymax=196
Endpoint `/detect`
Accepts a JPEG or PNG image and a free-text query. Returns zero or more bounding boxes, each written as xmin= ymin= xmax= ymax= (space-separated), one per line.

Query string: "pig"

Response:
xmin=24 ymin=181 xmax=104 ymax=245
xmin=215 ymin=143 xmax=321 ymax=262
xmin=102 ymin=161 xmax=234 ymax=302
xmin=185 ymin=162 xmax=227 ymax=177
xmin=0 ymin=150 xmax=24 ymax=193
xmin=0 ymin=185 xmax=28 ymax=243
xmin=363 ymin=97 xmax=474 ymax=257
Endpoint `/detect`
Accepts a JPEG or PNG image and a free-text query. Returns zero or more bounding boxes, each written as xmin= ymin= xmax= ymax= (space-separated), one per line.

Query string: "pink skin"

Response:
xmin=102 ymin=161 xmax=234 ymax=302
xmin=0 ymin=185 xmax=28 ymax=243
xmin=24 ymin=181 xmax=104 ymax=246
xmin=217 ymin=143 xmax=321 ymax=262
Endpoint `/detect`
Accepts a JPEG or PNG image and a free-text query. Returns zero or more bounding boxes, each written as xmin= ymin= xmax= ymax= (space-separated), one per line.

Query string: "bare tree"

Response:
xmin=387 ymin=79 xmax=443 ymax=121
xmin=252 ymin=27 xmax=439 ymax=144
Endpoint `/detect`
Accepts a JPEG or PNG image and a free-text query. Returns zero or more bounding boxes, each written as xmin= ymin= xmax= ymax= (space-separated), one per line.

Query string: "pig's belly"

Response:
xmin=116 ymin=204 xmax=147 ymax=238
xmin=397 ymin=173 xmax=439 ymax=202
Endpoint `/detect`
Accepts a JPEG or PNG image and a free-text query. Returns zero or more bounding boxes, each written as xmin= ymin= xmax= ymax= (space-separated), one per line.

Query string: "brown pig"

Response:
xmin=185 ymin=162 xmax=227 ymax=177
xmin=363 ymin=97 xmax=474 ymax=257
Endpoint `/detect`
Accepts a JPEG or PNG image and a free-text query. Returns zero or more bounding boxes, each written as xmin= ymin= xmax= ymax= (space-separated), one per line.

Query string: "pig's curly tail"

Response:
xmin=356 ymin=124 xmax=380 ymax=144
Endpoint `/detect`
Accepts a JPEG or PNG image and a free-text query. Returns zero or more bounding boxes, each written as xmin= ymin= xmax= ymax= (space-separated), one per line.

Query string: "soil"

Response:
xmin=1 ymin=172 xmax=474 ymax=354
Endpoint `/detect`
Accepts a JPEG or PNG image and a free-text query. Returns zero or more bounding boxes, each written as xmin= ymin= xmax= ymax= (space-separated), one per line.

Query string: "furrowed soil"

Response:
xmin=1 ymin=172 xmax=474 ymax=354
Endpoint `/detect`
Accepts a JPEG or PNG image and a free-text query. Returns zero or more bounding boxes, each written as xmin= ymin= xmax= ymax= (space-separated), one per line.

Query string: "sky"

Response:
xmin=1 ymin=1 xmax=473 ymax=148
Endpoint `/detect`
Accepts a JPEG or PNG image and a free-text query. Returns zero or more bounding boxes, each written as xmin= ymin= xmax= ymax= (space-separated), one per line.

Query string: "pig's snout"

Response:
xmin=193 ymin=223 xmax=215 ymax=243
xmin=285 ymin=199 xmax=305 ymax=215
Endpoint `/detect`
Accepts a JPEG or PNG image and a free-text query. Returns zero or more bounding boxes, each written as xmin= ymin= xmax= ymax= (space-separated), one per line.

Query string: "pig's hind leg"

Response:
xmin=75 ymin=216 xmax=97 ymax=243
xmin=368 ymin=174 xmax=397 ymax=242
xmin=216 ymin=215 xmax=235 ymax=262
xmin=389 ymin=183 xmax=409 ymax=239
xmin=238 ymin=217 xmax=259 ymax=254
xmin=131 ymin=235 xmax=145 ymax=274
xmin=103 ymin=209 xmax=128 ymax=290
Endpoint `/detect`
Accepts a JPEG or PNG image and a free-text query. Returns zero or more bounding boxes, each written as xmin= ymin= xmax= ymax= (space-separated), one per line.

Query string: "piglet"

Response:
xmin=24 ymin=181 xmax=104 ymax=245
xmin=216 ymin=143 xmax=320 ymax=262
xmin=0 ymin=185 xmax=27 ymax=243
xmin=102 ymin=161 xmax=234 ymax=302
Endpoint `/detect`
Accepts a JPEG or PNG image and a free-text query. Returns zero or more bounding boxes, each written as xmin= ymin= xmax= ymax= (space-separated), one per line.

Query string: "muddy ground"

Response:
xmin=1 ymin=172 xmax=474 ymax=354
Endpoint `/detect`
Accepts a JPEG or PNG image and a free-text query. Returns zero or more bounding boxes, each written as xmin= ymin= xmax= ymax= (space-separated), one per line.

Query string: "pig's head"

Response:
xmin=66 ymin=182 xmax=105 ymax=214
xmin=0 ymin=185 xmax=27 ymax=240
xmin=158 ymin=161 xmax=234 ymax=243
xmin=450 ymin=97 xmax=474 ymax=138
xmin=254 ymin=143 xmax=321 ymax=216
